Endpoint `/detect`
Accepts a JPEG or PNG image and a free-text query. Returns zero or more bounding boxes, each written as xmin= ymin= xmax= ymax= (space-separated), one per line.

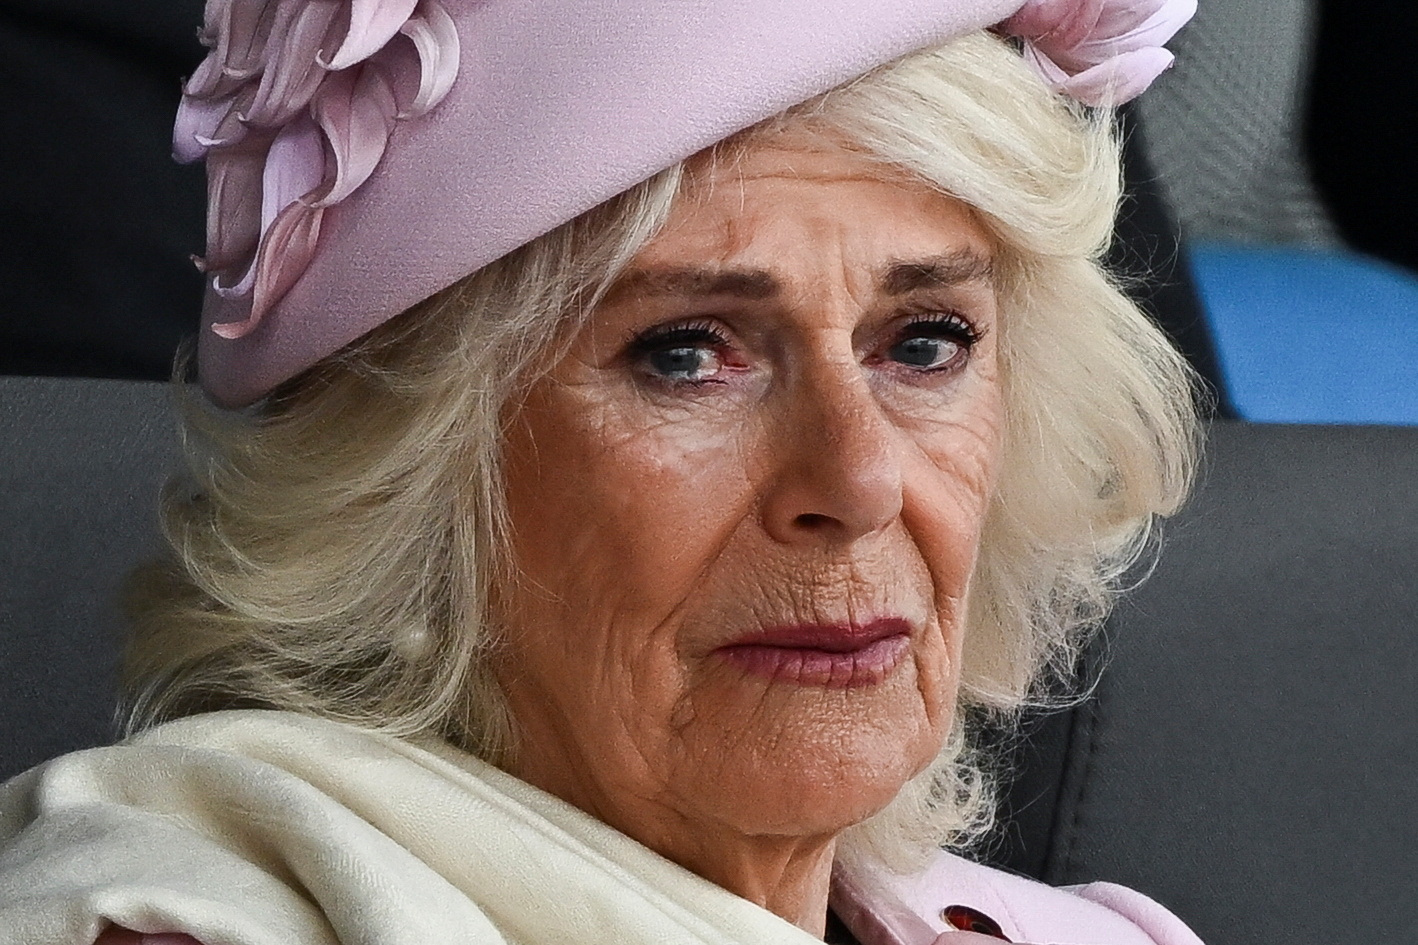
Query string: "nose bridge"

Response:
xmin=765 ymin=340 xmax=904 ymax=543
xmin=804 ymin=349 xmax=893 ymax=470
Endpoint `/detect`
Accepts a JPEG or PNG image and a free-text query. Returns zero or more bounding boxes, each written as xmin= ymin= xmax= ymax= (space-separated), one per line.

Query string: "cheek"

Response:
xmin=495 ymin=385 xmax=771 ymax=799
xmin=900 ymin=373 xmax=1004 ymax=688
xmin=498 ymin=387 xmax=757 ymax=665
xmin=906 ymin=409 xmax=1001 ymax=583
xmin=904 ymin=347 xmax=1003 ymax=553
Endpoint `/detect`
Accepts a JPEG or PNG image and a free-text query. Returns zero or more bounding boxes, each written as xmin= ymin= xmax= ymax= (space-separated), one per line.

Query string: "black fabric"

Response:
xmin=1307 ymin=0 xmax=1418 ymax=275
xmin=0 ymin=376 xmax=177 ymax=778
xmin=992 ymin=421 xmax=1418 ymax=945
xmin=0 ymin=0 xmax=206 ymax=380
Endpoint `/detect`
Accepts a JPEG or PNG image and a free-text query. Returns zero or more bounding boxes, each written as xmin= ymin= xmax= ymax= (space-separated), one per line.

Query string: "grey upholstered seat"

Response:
xmin=2 ymin=375 xmax=1416 ymax=945
xmin=993 ymin=421 xmax=1418 ymax=945
xmin=0 ymin=375 xmax=177 ymax=774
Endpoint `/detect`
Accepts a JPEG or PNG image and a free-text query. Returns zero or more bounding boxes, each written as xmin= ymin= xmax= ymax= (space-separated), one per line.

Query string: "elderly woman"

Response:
xmin=0 ymin=1 xmax=1203 ymax=943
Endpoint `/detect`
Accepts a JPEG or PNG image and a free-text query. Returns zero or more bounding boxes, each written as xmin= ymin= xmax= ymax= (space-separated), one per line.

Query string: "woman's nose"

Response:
xmin=759 ymin=357 xmax=904 ymax=546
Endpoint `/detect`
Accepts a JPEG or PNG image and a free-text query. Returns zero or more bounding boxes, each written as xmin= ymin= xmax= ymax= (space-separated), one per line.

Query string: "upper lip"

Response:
xmin=718 ymin=617 xmax=912 ymax=653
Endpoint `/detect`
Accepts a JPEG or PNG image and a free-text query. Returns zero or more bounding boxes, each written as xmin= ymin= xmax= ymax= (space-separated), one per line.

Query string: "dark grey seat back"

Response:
xmin=997 ymin=421 xmax=1418 ymax=945
xmin=0 ymin=376 xmax=176 ymax=777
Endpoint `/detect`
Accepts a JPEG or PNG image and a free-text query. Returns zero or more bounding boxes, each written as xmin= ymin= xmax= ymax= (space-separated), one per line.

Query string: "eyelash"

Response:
xmin=896 ymin=312 xmax=982 ymax=348
xmin=625 ymin=319 xmax=728 ymax=354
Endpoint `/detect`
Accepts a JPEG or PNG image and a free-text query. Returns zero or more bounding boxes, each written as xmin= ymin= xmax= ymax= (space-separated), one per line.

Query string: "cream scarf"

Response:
xmin=0 ymin=710 xmax=829 ymax=945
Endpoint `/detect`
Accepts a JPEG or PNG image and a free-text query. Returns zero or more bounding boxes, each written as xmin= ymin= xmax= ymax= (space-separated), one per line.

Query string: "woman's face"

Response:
xmin=496 ymin=133 xmax=1002 ymax=872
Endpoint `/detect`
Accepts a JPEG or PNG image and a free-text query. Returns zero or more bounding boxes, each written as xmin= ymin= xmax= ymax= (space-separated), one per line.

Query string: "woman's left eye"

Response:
xmin=627 ymin=323 xmax=733 ymax=385
xmin=647 ymin=344 xmax=722 ymax=381
xmin=885 ymin=315 xmax=979 ymax=372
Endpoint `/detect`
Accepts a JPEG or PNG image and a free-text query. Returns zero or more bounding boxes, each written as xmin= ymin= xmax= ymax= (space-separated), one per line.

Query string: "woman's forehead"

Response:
xmin=641 ymin=140 xmax=994 ymax=281
xmin=689 ymin=126 xmax=931 ymax=190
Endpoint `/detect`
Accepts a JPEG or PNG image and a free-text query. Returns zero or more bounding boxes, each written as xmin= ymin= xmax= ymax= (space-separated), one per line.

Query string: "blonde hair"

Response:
xmin=125 ymin=32 xmax=1199 ymax=871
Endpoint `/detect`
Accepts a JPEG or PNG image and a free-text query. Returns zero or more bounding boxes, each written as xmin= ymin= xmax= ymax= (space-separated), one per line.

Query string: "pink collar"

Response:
xmin=831 ymin=859 xmax=1012 ymax=945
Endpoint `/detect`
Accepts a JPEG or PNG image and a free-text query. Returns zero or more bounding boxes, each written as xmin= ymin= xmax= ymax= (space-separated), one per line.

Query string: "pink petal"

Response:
xmin=323 ymin=0 xmax=419 ymax=71
xmin=1056 ymin=47 xmax=1176 ymax=107
xmin=208 ymin=115 xmax=321 ymax=303
xmin=309 ymin=65 xmax=398 ymax=207
xmin=218 ymin=0 xmax=280 ymax=80
xmin=211 ymin=253 xmax=260 ymax=301
xmin=183 ymin=50 xmax=226 ymax=99
xmin=251 ymin=203 xmax=325 ymax=316
xmin=1019 ymin=43 xmax=1071 ymax=89
xmin=173 ymin=91 xmax=232 ymax=162
xmin=211 ymin=201 xmax=325 ymax=338
xmin=1088 ymin=0 xmax=1197 ymax=57
xmin=189 ymin=85 xmax=259 ymax=156
xmin=1003 ymin=0 xmax=1105 ymax=53
xmin=188 ymin=0 xmax=276 ymax=96
xmin=202 ymin=139 xmax=268 ymax=271
xmin=210 ymin=304 xmax=259 ymax=339
xmin=259 ymin=113 xmax=328 ymax=228
xmin=194 ymin=117 xmax=251 ymax=152
xmin=1001 ymin=0 xmax=1195 ymax=104
xmin=202 ymin=0 xmax=236 ymax=76
xmin=187 ymin=1 xmax=265 ymax=98
xmin=394 ymin=0 xmax=460 ymax=117
xmin=243 ymin=0 xmax=342 ymax=127
xmin=196 ymin=0 xmax=225 ymax=48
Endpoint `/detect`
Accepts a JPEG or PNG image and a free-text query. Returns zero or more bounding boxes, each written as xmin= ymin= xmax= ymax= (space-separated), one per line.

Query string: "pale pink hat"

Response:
xmin=176 ymin=0 xmax=1195 ymax=406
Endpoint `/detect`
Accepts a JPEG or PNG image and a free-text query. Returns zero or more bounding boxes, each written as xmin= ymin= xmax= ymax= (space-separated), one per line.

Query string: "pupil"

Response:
xmin=651 ymin=347 xmax=704 ymax=377
xmin=893 ymin=337 xmax=946 ymax=367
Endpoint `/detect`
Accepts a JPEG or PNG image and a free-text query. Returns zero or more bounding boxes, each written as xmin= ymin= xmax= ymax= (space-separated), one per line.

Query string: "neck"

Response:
xmin=568 ymin=781 xmax=840 ymax=936
xmin=670 ymin=832 xmax=838 ymax=937
xmin=513 ymin=746 xmax=839 ymax=936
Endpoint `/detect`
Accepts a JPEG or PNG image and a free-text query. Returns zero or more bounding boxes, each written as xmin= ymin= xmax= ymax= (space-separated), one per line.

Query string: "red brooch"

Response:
xmin=941 ymin=905 xmax=1011 ymax=940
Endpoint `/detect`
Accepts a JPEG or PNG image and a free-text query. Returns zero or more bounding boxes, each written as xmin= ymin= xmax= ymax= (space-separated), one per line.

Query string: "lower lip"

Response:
xmin=716 ymin=634 xmax=911 ymax=688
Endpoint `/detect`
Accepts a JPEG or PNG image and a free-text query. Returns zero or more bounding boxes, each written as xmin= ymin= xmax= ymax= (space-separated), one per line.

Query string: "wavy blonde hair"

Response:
xmin=125 ymin=32 xmax=1199 ymax=871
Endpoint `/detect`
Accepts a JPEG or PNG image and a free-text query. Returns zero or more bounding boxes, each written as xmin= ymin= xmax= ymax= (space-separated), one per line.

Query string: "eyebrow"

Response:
xmin=606 ymin=267 xmax=781 ymax=301
xmin=880 ymin=250 xmax=995 ymax=295
xmin=606 ymin=248 xmax=993 ymax=303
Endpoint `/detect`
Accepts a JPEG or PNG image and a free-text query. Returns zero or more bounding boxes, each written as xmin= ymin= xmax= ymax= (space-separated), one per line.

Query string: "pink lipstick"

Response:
xmin=715 ymin=618 xmax=911 ymax=688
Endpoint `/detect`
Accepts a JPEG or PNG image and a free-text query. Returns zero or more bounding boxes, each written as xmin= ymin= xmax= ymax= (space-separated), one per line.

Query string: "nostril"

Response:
xmin=793 ymin=512 xmax=836 ymax=530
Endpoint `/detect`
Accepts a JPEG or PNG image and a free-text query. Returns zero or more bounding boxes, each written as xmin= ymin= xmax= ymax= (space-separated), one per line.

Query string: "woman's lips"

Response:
xmin=714 ymin=618 xmax=912 ymax=688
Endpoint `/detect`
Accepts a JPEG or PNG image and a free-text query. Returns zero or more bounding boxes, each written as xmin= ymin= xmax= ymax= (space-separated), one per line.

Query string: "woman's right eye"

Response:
xmin=627 ymin=324 xmax=732 ymax=385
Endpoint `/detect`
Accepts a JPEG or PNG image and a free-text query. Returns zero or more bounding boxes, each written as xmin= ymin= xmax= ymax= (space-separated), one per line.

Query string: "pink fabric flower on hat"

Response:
xmin=173 ymin=0 xmax=461 ymax=339
xmin=999 ymin=0 xmax=1196 ymax=106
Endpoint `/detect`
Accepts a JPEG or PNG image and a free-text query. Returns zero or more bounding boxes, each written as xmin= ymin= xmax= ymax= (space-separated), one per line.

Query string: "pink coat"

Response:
xmin=95 ymin=849 xmax=1204 ymax=945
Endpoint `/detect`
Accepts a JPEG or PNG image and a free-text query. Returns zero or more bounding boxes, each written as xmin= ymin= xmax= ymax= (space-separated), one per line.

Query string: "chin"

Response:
xmin=721 ymin=745 xmax=937 ymax=840
xmin=674 ymin=675 xmax=951 ymax=839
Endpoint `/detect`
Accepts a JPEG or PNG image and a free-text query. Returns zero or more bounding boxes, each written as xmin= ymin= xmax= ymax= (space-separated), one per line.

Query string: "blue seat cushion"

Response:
xmin=1189 ymin=242 xmax=1418 ymax=425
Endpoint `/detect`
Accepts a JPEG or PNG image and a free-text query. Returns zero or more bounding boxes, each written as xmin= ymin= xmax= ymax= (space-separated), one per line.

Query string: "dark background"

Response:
xmin=0 ymin=0 xmax=205 ymax=380
xmin=1307 ymin=2 xmax=1418 ymax=274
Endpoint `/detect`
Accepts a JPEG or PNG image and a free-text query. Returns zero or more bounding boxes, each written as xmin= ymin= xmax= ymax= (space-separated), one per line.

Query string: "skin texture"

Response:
xmin=496 ymin=133 xmax=1003 ymax=938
